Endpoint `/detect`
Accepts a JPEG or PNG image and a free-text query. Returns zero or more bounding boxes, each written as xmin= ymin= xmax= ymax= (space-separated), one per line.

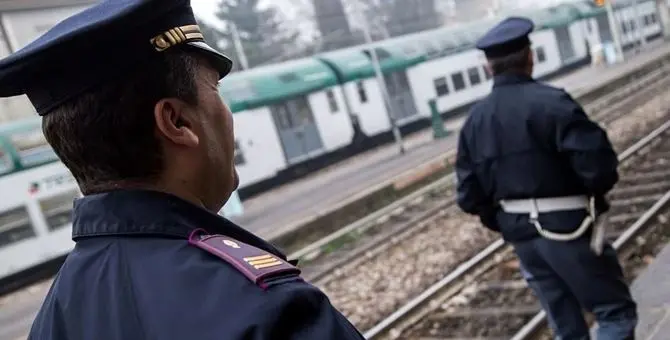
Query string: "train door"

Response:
xmin=270 ymin=96 xmax=325 ymax=164
xmin=596 ymin=14 xmax=613 ymax=44
xmin=384 ymin=71 xmax=418 ymax=121
xmin=554 ymin=26 xmax=577 ymax=64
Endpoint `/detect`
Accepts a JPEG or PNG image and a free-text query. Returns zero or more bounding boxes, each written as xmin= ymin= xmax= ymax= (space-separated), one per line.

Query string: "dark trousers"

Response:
xmin=512 ymin=236 xmax=637 ymax=339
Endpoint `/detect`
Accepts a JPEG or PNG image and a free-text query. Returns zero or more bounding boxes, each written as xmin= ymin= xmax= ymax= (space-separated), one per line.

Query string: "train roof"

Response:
xmin=204 ymin=0 xmax=651 ymax=113
xmin=217 ymin=0 xmax=610 ymax=110
xmin=219 ymin=57 xmax=339 ymax=112
xmin=316 ymin=2 xmax=590 ymax=83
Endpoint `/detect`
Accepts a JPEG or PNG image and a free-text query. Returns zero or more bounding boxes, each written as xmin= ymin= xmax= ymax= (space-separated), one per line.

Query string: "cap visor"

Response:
xmin=187 ymin=41 xmax=233 ymax=78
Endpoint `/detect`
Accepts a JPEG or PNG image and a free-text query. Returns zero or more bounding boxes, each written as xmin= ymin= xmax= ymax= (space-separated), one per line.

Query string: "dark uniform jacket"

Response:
xmin=456 ymin=73 xmax=619 ymax=242
xmin=28 ymin=189 xmax=364 ymax=340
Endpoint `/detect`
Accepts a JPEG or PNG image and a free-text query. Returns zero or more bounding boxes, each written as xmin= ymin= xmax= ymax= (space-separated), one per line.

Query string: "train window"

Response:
xmin=644 ymin=15 xmax=651 ymax=27
xmin=9 ymin=128 xmax=58 ymax=168
xmin=272 ymin=104 xmax=293 ymax=129
xmin=629 ymin=20 xmax=636 ymax=31
xmin=285 ymin=97 xmax=314 ymax=126
xmin=621 ymin=22 xmax=628 ymax=34
xmin=451 ymin=72 xmax=466 ymax=91
xmin=233 ymin=140 xmax=246 ymax=166
xmin=0 ymin=144 xmax=13 ymax=175
xmin=535 ymin=46 xmax=546 ymax=63
xmin=467 ymin=67 xmax=481 ymax=86
xmin=356 ymin=81 xmax=368 ymax=103
xmin=650 ymin=13 xmax=657 ymax=24
xmin=39 ymin=189 xmax=79 ymax=231
xmin=434 ymin=77 xmax=449 ymax=97
xmin=326 ymin=90 xmax=339 ymax=113
xmin=482 ymin=65 xmax=492 ymax=80
xmin=0 ymin=206 xmax=36 ymax=248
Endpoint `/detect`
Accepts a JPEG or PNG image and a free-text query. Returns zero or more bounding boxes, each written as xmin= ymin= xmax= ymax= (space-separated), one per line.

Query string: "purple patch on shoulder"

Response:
xmin=188 ymin=229 xmax=301 ymax=287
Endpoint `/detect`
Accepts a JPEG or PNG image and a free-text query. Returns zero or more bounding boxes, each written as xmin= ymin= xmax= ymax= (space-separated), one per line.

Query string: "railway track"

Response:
xmin=292 ymin=63 xmax=670 ymax=280
xmin=366 ymin=119 xmax=670 ymax=340
xmin=286 ymin=66 xmax=670 ymax=332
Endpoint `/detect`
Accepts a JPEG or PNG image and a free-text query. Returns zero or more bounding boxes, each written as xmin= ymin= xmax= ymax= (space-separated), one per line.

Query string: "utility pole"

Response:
xmin=602 ymin=0 xmax=624 ymax=62
xmin=632 ymin=0 xmax=647 ymax=49
xmin=229 ymin=22 xmax=249 ymax=70
xmin=353 ymin=0 xmax=405 ymax=155
xmin=657 ymin=0 xmax=670 ymax=39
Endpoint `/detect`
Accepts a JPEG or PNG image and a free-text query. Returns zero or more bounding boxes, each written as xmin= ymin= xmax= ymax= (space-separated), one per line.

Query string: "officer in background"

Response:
xmin=0 ymin=1 xmax=365 ymax=339
xmin=455 ymin=17 xmax=637 ymax=339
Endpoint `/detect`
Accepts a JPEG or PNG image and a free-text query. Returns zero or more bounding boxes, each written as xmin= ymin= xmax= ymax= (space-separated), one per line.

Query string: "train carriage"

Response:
xmin=317 ymin=44 xmax=425 ymax=137
xmin=221 ymin=58 xmax=355 ymax=189
xmin=0 ymin=119 xmax=78 ymax=280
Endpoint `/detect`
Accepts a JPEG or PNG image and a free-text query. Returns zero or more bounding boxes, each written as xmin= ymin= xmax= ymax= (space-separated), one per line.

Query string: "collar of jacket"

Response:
xmin=70 ymin=189 xmax=287 ymax=259
xmin=493 ymin=72 xmax=535 ymax=87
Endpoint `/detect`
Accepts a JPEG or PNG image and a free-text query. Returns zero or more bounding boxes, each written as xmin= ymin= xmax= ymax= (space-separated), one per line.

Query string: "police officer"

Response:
xmin=0 ymin=1 xmax=365 ymax=339
xmin=455 ymin=17 xmax=637 ymax=339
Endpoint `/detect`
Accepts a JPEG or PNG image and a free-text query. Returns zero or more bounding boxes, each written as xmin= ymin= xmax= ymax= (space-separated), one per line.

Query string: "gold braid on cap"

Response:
xmin=150 ymin=24 xmax=205 ymax=52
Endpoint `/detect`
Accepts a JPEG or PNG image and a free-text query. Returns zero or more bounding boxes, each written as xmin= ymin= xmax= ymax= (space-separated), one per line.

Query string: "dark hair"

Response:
xmin=43 ymin=49 xmax=200 ymax=194
xmin=488 ymin=46 xmax=531 ymax=76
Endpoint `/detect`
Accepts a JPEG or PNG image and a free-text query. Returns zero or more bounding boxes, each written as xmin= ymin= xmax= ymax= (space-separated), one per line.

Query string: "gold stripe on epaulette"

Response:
xmin=253 ymin=260 xmax=282 ymax=269
xmin=172 ymin=27 xmax=186 ymax=42
xmin=248 ymin=258 xmax=279 ymax=266
xmin=244 ymin=254 xmax=273 ymax=262
xmin=243 ymin=254 xmax=283 ymax=270
xmin=150 ymin=24 xmax=205 ymax=52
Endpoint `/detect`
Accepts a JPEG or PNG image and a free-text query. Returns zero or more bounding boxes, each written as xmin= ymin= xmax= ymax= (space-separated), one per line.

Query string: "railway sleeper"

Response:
xmin=608 ymin=181 xmax=670 ymax=200
xmin=461 ymin=286 xmax=536 ymax=310
xmin=426 ymin=304 xmax=541 ymax=320
xmin=407 ymin=313 xmax=537 ymax=339
xmin=609 ymin=193 xmax=664 ymax=208
xmin=617 ymin=169 xmax=670 ymax=185
xmin=411 ymin=337 xmax=512 ymax=340
xmin=631 ymin=152 xmax=670 ymax=168
xmin=607 ymin=212 xmax=644 ymax=225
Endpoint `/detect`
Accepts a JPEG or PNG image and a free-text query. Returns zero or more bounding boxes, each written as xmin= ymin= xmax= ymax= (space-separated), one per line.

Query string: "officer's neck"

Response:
xmin=499 ymin=68 xmax=532 ymax=77
xmin=84 ymin=180 xmax=210 ymax=211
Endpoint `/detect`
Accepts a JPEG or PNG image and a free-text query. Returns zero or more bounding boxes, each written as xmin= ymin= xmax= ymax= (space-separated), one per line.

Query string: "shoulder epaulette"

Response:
xmin=188 ymin=229 xmax=302 ymax=288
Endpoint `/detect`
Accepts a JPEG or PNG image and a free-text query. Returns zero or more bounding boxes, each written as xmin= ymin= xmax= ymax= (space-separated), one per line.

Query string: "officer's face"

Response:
xmin=153 ymin=56 xmax=238 ymax=211
xmin=195 ymin=60 xmax=239 ymax=207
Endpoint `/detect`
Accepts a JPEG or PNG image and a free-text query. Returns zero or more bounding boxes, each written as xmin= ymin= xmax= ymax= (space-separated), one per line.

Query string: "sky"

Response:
xmin=191 ymin=0 xmax=315 ymax=43
xmin=191 ymin=0 xmax=300 ymax=29
xmin=189 ymin=0 xmax=581 ymax=42
xmin=190 ymin=0 xmax=223 ymax=27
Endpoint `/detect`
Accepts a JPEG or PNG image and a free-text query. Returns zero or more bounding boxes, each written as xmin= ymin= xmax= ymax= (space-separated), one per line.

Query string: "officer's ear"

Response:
xmin=153 ymin=98 xmax=200 ymax=148
xmin=484 ymin=62 xmax=494 ymax=78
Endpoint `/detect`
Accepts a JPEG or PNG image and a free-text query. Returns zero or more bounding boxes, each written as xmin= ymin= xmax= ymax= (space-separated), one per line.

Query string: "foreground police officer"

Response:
xmin=0 ymin=1 xmax=364 ymax=339
xmin=455 ymin=17 xmax=637 ymax=339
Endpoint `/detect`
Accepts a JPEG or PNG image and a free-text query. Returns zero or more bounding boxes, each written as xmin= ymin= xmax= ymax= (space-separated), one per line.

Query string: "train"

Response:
xmin=225 ymin=0 xmax=665 ymax=200
xmin=0 ymin=0 xmax=664 ymax=288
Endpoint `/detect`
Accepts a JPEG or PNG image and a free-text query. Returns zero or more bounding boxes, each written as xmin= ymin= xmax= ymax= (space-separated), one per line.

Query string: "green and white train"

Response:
xmin=223 ymin=0 xmax=663 ymax=199
xmin=0 ymin=0 xmax=664 ymax=286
